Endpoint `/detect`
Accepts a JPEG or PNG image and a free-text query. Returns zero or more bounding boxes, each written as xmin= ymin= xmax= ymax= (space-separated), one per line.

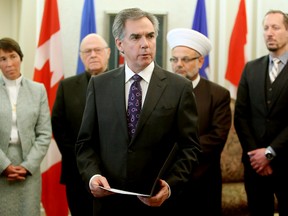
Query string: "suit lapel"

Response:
xmin=16 ymin=79 xmax=30 ymax=125
xmin=252 ymin=56 xmax=288 ymax=113
xmin=110 ymin=68 xmax=129 ymax=138
xmin=0 ymin=77 xmax=12 ymax=139
xmin=252 ymin=56 xmax=269 ymax=113
xmin=75 ymin=73 xmax=90 ymax=110
xmin=134 ymin=66 xmax=167 ymax=139
xmin=269 ymin=61 xmax=288 ymax=110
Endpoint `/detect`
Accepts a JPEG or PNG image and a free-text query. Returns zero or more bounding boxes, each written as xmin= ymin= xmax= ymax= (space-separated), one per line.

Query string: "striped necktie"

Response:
xmin=269 ymin=58 xmax=281 ymax=83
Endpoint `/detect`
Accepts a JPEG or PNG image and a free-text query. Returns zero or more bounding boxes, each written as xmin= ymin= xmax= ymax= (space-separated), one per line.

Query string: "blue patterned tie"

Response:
xmin=127 ymin=74 xmax=142 ymax=138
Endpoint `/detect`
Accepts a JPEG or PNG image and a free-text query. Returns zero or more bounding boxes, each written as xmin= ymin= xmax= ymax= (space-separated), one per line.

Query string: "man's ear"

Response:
xmin=115 ymin=38 xmax=124 ymax=54
xmin=198 ymin=56 xmax=205 ymax=69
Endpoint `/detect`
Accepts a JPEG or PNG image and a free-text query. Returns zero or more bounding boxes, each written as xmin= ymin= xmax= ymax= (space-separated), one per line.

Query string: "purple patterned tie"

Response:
xmin=127 ymin=74 xmax=142 ymax=138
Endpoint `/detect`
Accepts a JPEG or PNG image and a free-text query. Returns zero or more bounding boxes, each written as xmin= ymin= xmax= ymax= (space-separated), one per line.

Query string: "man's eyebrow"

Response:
xmin=129 ymin=31 xmax=155 ymax=37
xmin=130 ymin=33 xmax=140 ymax=38
xmin=147 ymin=32 xmax=155 ymax=36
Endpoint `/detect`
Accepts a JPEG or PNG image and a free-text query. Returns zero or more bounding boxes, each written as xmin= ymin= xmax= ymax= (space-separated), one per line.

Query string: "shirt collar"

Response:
xmin=269 ymin=51 xmax=288 ymax=64
xmin=2 ymin=74 xmax=23 ymax=86
xmin=125 ymin=61 xmax=154 ymax=84
xmin=192 ymin=74 xmax=201 ymax=89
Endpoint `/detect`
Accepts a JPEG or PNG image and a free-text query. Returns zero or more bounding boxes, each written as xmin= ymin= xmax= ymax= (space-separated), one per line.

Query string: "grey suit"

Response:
xmin=0 ymin=76 xmax=51 ymax=216
xmin=234 ymin=55 xmax=288 ymax=215
xmin=76 ymin=64 xmax=201 ymax=215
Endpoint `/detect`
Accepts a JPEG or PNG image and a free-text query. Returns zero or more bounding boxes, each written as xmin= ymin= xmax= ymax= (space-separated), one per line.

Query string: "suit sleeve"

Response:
xmin=75 ymin=79 xmax=101 ymax=186
xmin=234 ymin=63 xmax=258 ymax=154
xmin=165 ymin=81 xmax=201 ymax=191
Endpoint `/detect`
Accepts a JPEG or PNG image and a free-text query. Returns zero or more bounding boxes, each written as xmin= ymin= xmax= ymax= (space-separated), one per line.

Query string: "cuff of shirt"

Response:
xmin=163 ymin=180 xmax=171 ymax=198
xmin=89 ymin=174 xmax=101 ymax=189
xmin=267 ymin=146 xmax=276 ymax=156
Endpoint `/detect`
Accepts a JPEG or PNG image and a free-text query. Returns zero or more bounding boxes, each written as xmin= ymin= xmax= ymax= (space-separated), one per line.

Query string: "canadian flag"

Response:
xmin=34 ymin=0 xmax=69 ymax=215
xmin=225 ymin=0 xmax=247 ymax=99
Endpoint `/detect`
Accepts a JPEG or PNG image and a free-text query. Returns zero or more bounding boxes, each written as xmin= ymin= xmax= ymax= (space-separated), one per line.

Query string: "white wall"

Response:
xmin=1 ymin=0 xmax=288 ymax=90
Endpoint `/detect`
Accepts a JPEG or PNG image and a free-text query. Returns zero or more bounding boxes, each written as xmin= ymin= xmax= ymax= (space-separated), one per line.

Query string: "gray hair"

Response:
xmin=112 ymin=8 xmax=159 ymax=41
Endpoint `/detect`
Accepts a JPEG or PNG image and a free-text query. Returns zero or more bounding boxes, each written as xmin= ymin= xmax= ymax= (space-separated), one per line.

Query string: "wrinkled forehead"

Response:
xmin=123 ymin=17 xmax=155 ymax=37
xmin=81 ymin=36 xmax=107 ymax=50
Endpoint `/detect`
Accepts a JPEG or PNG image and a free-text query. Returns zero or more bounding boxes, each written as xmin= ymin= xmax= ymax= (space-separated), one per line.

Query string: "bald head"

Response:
xmin=80 ymin=33 xmax=108 ymax=50
xmin=80 ymin=33 xmax=111 ymax=75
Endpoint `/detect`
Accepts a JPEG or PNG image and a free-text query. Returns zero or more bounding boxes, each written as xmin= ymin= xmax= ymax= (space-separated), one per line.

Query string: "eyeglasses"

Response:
xmin=81 ymin=47 xmax=108 ymax=55
xmin=169 ymin=56 xmax=200 ymax=64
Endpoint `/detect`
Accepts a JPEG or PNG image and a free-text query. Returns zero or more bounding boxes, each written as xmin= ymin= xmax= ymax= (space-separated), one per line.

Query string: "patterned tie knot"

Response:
xmin=127 ymin=74 xmax=142 ymax=138
xmin=130 ymin=74 xmax=142 ymax=102
xmin=132 ymin=74 xmax=142 ymax=82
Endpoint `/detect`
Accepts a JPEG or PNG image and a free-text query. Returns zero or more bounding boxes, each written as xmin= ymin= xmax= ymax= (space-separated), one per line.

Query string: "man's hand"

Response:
xmin=137 ymin=179 xmax=169 ymax=207
xmin=90 ymin=175 xmax=114 ymax=197
xmin=257 ymin=165 xmax=273 ymax=176
xmin=248 ymin=148 xmax=273 ymax=176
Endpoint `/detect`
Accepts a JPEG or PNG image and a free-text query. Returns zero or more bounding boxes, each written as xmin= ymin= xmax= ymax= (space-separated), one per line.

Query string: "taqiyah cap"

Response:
xmin=167 ymin=28 xmax=212 ymax=56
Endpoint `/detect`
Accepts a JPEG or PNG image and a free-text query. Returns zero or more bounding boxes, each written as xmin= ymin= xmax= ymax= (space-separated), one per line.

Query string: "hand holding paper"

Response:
xmin=97 ymin=186 xmax=151 ymax=197
xmin=137 ymin=179 xmax=170 ymax=207
xmin=90 ymin=175 xmax=113 ymax=198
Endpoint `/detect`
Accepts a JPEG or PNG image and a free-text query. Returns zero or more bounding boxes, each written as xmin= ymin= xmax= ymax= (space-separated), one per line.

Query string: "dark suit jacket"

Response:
xmin=52 ymin=72 xmax=90 ymax=183
xmin=234 ymin=55 xmax=288 ymax=166
xmin=75 ymin=64 xmax=201 ymax=214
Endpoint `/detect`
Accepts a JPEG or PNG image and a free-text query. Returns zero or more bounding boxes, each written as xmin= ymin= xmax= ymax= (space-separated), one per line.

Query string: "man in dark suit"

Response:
xmin=167 ymin=28 xmax=231 ymax=215
xmin=75 ymin=8 xmax=201 ymax=215
xmin=51 ymin=33 xmax=111 ymax=216
xmin=234 ymin=10 xmax=288 ymax=216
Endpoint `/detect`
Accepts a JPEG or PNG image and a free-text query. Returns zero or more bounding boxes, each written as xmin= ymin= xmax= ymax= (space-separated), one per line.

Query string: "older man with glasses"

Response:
xmin=52 ymin=33 xmax=111 ymax=216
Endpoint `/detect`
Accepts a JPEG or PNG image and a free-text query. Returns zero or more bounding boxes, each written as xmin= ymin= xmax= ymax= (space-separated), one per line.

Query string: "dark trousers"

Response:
xmin=167 ymin=168 xmax=222 ymax=216
xmin=93 ymin=194 xmax=182 ymax=216
xmin=244 ymin=162 xmax=288 ymax=216
xmin=65 ymin=177 xmax=94 ymax=216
